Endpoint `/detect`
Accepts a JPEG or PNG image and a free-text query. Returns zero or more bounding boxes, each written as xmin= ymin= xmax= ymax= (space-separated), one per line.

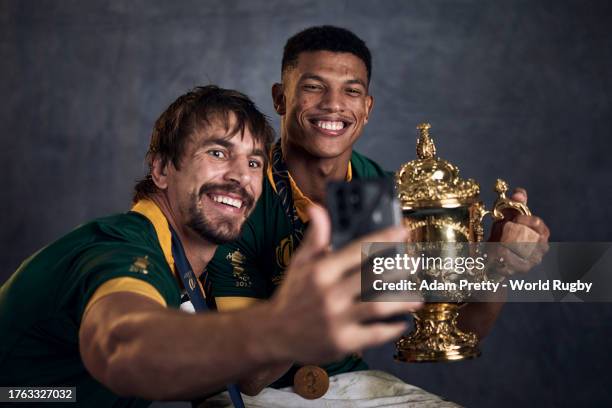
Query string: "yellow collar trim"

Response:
xmin=266 ymin=161 xmax=353 ymax=223
xmin=131 ymin=199 xmax=176 ymax=277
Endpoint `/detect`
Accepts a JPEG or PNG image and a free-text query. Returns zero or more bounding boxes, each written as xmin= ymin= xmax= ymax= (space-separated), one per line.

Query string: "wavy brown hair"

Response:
xmin=133 ymin=85 xmax=275 ymax=202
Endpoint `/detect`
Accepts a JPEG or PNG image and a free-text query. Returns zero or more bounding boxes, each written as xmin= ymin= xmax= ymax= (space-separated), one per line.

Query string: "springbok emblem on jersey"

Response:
xmin=129 ymin=255 xmax=149 ymax=275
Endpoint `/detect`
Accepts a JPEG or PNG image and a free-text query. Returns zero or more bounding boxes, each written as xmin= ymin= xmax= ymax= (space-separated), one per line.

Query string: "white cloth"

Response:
xmin=201 ymin=370 xmax=460 ymax=408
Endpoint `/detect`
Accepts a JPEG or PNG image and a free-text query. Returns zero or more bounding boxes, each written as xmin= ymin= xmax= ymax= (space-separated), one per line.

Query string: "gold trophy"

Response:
xmin=394 ymin=123 xmax=531 ymax=362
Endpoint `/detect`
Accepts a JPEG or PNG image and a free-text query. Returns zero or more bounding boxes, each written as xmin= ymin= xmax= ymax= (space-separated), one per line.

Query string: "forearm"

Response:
xmin=457 ymin=259 xmax=511 ymax=339
xmin=215 ymin=297 xmax=293 ymax=396
xmin=457 ymin=301 xmax=505 ymax=340
xmin=83 ymin=298 xmax=288 ymax=400
xmin=238 ymin=361 xmax=293 ymax=396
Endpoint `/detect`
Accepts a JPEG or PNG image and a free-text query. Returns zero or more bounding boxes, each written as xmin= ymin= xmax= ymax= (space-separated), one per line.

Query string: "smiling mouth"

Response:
xmin=199 ymin=182 xmax=254 ymax=214
xmin=208 ymin=194 xmax=244 ymax=209
xmin=314 ymin=120 xmax=346 ymax=130
xmin=309 ymin=119 xmax=352 ymax=133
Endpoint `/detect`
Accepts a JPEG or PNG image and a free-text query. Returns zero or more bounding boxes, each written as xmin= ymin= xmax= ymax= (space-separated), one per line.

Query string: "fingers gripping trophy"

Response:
xmin=394 ymin=123 xmax=531 ymax=362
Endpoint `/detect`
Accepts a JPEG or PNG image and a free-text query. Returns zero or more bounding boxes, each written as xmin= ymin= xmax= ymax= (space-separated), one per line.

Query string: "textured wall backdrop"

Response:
xmin=1 ymin=1 xmax=611 ymax=407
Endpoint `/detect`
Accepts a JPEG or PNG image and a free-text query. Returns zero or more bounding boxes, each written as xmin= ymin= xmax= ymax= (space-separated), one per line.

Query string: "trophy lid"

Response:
xmin=396 ymin=123 xmax=480 ymax=210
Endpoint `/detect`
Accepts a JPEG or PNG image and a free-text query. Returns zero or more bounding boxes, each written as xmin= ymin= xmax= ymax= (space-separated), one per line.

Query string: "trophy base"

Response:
xmin=395 ymin=303 xmax=480 ymax=363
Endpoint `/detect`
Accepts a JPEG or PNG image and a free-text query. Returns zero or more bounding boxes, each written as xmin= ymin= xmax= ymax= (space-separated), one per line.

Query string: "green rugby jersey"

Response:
xmin=207 ymin=150 xmax=389 ymax=388
xmin=0 ymin=206 xmax=181 ymax=407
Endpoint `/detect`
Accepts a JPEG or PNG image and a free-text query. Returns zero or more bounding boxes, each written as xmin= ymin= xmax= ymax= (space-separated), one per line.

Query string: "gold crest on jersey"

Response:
xmin=129 ymin=255 xmax=150 ymax=275
xmin=226 ymin=249 xmax=252 ymax=288
xmin=275 ymin=235 xmax=294 ymax=270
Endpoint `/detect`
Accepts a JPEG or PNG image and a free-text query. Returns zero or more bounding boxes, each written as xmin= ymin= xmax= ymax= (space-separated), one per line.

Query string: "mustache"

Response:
xmin=198 ymin=183 xmax=255 ymax=210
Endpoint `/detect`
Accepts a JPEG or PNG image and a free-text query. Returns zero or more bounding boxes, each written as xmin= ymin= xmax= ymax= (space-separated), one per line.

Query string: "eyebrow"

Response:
xmin=251 ymin=148 xmax=266 ymax=161
xmin=300 ymin=73 xmax=368 ymax=89
xmin=200 ymin=137 xmax=266 ymax=160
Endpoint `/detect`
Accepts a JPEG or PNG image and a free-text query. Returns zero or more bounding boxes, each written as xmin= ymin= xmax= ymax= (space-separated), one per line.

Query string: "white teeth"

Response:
xmin=211 ymin=195 xmax=242 ymax=209
xmin=316 ymin=120 xmax=345 ymax=131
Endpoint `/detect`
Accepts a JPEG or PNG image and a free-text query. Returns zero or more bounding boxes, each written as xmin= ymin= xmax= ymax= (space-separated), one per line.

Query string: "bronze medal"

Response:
xmin=293 ymin=365 xmax=329 ymax=399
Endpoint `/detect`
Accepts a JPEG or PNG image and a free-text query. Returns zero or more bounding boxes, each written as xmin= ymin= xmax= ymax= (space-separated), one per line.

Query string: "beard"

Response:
xmin=186 ymin=182 xmax=255 ymax=245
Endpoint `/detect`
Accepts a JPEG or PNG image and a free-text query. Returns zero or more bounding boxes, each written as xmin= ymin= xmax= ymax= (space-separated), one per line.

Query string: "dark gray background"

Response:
xmin=1 ymin=0 xmax=611 ymax=407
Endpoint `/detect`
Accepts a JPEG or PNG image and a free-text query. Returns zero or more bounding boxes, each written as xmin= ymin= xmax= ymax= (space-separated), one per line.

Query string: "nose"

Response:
xmin=224 ymin=156 xmax=252 ymax=187
xmin=318 ymin=88 xmax=344 ymax=113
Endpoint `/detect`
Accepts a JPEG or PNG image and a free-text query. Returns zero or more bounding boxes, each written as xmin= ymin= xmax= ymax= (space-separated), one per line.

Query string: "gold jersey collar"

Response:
xmin=131 ymin=199 xmax=176 ymax=277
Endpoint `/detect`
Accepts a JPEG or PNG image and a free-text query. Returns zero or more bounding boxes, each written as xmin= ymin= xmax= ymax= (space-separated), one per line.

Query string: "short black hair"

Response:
xmin=281 ymin=25 xmax=372 ymax=83
xmin=133 ymin=85 xmax=275 ymax=202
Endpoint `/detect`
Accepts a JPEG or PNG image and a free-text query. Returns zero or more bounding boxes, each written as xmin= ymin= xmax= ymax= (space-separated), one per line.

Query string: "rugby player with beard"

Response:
xmin=0 ymin=85 xmax=420 ymax=407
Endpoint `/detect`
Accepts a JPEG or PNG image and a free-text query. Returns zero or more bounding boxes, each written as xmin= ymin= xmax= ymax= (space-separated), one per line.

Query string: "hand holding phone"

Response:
xmin=326 ymin=177 xmax=402 ymax=249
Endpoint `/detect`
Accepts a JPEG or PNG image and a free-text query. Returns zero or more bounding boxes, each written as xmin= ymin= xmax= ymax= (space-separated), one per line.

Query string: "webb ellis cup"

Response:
xmin=394 ymin=123 xmax=531 ymax=362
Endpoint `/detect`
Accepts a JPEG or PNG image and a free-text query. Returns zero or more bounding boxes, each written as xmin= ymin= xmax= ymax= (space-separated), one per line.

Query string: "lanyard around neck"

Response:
xmin=169 ymin=227 xmax=245 ymax=408
xmin=170 ymin=226 xmax=209 ymax=311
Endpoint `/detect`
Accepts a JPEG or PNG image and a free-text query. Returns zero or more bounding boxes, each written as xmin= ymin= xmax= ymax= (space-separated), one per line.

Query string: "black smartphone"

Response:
xmin=326 ymin=177 xmax=409 ymax=324
xmin=326 ymin=177 xmax=402 ymax=249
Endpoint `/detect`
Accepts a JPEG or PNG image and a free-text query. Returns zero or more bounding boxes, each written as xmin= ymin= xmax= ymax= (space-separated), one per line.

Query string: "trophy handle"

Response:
xmin=478 ymin=179 xmax=532 ymax=223
xmin=475 ymin=179 xmax=532 ymax=279
xmin=475 ymin=179 xmax=531 ymax=240
xmin=489 ymin=179 xmax=531 ymax=220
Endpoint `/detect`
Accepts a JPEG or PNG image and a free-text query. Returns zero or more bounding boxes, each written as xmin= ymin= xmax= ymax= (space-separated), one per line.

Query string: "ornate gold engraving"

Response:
xmin=395 ymin=122 xmax=532 ymax=363
xmin=404 ymin=216 xmax=472 ymax=242
xmin=396 ymin=303 xmax=480 ymax=362
xmin=491 ymin=178 xmax=532 ymax=220
xmin=416 ymin=123 xmax=436 ymax=159
xmin=396 ymin=124 xmax=480 ymax=209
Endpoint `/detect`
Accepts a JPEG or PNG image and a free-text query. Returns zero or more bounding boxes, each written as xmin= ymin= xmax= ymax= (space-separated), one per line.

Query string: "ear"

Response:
xmin=364 ymin=94 xmax=374 ymax=125
xmin=150 ymin=155 xmax=169 ymax=190
xmin=271 ymin=83 xmax=286 ymax=115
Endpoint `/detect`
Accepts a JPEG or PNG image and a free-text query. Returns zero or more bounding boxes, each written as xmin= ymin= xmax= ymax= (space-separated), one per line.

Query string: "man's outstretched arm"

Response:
xmin=79 ymin=292 xmax=289 ymax=400
xmin=215 ymin=297 xmax=293 ymax=396
xmin=79 ymin=206 xmax=422 ymax=401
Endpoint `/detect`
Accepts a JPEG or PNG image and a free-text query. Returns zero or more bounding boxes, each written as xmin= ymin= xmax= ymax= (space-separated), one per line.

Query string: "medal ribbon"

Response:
xmin=170 ymin=227 xmax=245 ymax=408
xmin=270 ymin=140 xmax=306 ymax=245
xmin=272 ymin=141 xmax=333 ymax=393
